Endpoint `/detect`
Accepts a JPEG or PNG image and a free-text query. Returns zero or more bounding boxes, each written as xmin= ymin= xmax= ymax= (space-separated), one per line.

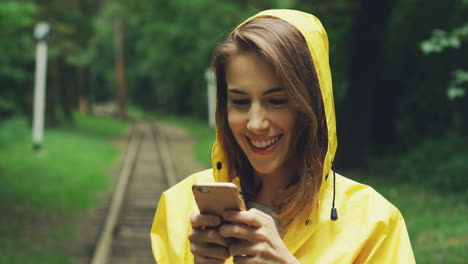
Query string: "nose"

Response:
xmin=247 ymin=103 xmax=269 ymax=133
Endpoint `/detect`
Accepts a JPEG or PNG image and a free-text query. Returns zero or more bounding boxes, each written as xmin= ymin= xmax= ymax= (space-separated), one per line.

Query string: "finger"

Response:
xmin=191 ymin=242 xmax=230 ymax=260
xmin=219 ymin=223 xmax=254 ymax=241
xmin=190 ymin=213 xmax=222 ymax=228
xmin=189 ymin=228 xmax=230 ymax=247
xmin=194 ymin=254 xmax=228 ymax=264
xmin=222 ymin=208 xmax=269 ymax=228
xmin=229 ymin=239 xmax=255 ymax=257
xmin=233 ymin=255 xmax=253 ymax=264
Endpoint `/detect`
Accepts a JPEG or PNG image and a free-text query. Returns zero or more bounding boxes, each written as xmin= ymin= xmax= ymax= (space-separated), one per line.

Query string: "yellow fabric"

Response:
xmin=151 ymin=9 xmax=415 ymax=264
xmin=151 ymin=170 xmax=415 ymax=263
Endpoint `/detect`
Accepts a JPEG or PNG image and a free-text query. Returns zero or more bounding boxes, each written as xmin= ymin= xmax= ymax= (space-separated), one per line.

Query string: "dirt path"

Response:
xmin=155 ymin=121 xmax=206 ymax=181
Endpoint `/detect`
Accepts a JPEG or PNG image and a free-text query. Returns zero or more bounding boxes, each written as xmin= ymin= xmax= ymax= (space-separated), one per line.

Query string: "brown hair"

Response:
xmin=212 ymin=17 xmax=328 ymax=230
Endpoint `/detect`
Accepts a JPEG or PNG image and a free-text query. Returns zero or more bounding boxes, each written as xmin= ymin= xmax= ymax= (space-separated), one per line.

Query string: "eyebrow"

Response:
xmin=228 ymin=87 xmax=284 ymax=96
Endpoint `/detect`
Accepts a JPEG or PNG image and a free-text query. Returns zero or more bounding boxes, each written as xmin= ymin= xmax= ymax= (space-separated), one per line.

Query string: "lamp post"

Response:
xmin=32 ymin=22 xmax=50 ymax=151
xmin=205 ymin=68 xmax=215 ymax=129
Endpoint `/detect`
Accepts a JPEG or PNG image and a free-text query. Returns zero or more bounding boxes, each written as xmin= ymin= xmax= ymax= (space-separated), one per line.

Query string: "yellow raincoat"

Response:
xmin=151 ymin=9 xmax=415 ymax=264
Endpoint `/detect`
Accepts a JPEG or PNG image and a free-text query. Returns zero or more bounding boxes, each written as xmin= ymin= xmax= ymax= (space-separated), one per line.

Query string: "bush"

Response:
xmin=379 ymin=133 xmax=468 ymax=193
xmin=0 ymin=116 xmax=29 ymax=147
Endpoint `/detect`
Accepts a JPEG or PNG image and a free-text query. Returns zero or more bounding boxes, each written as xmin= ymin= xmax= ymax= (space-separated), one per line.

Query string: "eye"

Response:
xmin=269 ymin=98 xmax=289 ymax=105
xmin=231 ymin=99 xmax=250 ymax=105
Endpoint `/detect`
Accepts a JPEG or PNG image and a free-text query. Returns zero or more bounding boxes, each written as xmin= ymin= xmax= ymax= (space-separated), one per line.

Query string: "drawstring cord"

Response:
xmin=330 ymin=162 xmax=338 ymax=221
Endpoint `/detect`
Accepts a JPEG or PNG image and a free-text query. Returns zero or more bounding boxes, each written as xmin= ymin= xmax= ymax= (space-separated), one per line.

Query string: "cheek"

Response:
xmin=227 ymin=110 xmax=246 ymax=134
xmin=275 ymin=110 xmax=297 ymax=134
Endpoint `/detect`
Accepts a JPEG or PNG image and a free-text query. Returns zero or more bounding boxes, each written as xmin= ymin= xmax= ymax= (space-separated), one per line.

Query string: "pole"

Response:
xmin=205 ymin=68 xmax=215 ymax=129
xmin=114 ymin=19 xmax=126 ymax=118
xmin=32 ymin=23 xmax=50 ymax=151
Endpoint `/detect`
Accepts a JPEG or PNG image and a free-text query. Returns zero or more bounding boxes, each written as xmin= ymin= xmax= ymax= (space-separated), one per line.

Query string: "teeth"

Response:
xmin=250 ymin=136 xmax=280 ymax=149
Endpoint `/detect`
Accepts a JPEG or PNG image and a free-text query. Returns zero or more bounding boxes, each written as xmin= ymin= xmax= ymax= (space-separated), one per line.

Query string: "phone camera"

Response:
xmin=197 ymin=187 xmax=210 ymax=193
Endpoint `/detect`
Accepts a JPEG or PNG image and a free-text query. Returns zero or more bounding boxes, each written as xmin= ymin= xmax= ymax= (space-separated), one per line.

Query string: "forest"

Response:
xmin=0 ymin=0 xmax=467 ymax=262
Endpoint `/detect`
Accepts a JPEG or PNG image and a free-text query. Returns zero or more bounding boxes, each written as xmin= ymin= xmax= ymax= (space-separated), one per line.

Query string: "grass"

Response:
xmin=66 ymin=111 xmax=129 ymax=139
xmin=147 ymin=113 xmax=468 ymax=264
xmin=0 ymin=113 xmax=128 ymax=263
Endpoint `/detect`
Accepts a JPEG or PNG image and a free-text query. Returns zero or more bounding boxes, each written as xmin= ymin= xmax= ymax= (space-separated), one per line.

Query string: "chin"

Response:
xmin=249 ymin=161 xmax=280 ymax=175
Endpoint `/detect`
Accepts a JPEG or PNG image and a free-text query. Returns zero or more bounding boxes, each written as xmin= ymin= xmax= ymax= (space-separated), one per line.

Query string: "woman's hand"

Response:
xmin=218 ymin=208 xmax=300 ymax=264
xmin=189 ymin=213 xmax=230 ymax=264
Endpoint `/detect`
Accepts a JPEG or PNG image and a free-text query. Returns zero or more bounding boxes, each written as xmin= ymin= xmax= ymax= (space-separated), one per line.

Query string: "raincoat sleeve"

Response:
xmin=150 ymin=181 xmax=199 ymax=263
xmin=355 ymin=209 xmax=416 ymax=263
xmin=151 ymin=192 xmax=171 ymax=262
xmin=151 ymin=170 xmax=214 ymax=264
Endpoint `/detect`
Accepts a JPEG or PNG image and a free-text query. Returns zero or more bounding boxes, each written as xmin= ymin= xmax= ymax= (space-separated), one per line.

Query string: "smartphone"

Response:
xmin=192 ymin=182 xmax=246 ymax=216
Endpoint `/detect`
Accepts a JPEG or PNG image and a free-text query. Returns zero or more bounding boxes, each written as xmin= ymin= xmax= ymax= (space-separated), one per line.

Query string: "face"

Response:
xmin=226 ymin=51 xmax=297 ymax=180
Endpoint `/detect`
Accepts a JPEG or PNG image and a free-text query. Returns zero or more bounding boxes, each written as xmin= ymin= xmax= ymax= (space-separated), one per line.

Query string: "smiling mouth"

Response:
xmin=246 ymin=135 xmax=282 ymax=151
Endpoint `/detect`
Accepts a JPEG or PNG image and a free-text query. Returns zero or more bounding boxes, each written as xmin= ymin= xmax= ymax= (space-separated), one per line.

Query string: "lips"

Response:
xmin=245 ymin=134 xmax=282 ymax=154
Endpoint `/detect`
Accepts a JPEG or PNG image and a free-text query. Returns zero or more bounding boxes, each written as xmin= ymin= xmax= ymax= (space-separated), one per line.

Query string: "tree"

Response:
xmin=335 ymin=0 xmax=396 ymax=168
xmin=0 ymin=1 xmax=37 ymax=120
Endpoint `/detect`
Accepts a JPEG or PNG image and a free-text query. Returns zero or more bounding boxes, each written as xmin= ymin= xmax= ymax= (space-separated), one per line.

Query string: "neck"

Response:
xmin=254 ymin=166 xmax=295 ymax=207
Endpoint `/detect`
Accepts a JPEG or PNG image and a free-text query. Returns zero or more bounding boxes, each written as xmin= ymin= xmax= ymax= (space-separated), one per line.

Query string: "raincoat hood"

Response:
xmin=211 ymin=9 xmax=337 ymax=185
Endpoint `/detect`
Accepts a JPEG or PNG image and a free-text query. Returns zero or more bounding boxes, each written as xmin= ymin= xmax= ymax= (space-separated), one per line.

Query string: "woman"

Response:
xmin=151 ymin=9 xmax=415 ymax=264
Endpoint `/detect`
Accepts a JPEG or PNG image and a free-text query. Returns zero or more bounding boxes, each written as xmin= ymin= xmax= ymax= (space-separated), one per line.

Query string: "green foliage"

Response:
xmin=383 ymin=0 xmax=468 ymax=148
xmin=0 ymin=251 xmax=70 ymax=264
xmin=0 ymin=0 xmax=356 ymax=121
xmin=420 ymin=22 xmax=468 ymax=103
xmin=420 ymin=24 xmax=468 ymax=54
xmin=69 ymin=111 xmax=129 ymax=139
xmin=44 ymin=0 xmax=99 ymax=69
xmin=418 ymin=3 xmax=468 ymax=135
xmin=121 ymin=0 xmax=246 ymax=116
xmin=0 ymin=1 xmax=37 ymax=118
xmin=0 ymin=96 xmax=20 ymax=118
xmin=273 ymin=0 xmax=296 ymax=9
xmin=0 ymin=116 xmax=29 ymax=147
xmin=447 ymin=69 xmax=468 ymax=100
xmin=88 ymin=0 xmax=354 ymax=117
xmin=370 ymin=133 xmax=468 ymax=193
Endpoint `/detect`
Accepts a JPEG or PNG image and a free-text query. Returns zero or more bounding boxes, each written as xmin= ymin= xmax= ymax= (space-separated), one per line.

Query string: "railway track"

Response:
xmin=89 ymin=121 xmax=177 ymax=264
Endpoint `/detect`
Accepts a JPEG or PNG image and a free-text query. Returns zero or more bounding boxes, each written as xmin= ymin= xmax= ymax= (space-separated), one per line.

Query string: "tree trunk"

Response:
xmin=59 ymin=57 xmax=73 ymax=122
xmin=77 ymin=67 xmax=89 ymax=114
xmin=114 ymin=18 xmax=127 ymax=118
xmin=335 ymin=0 xmax=395 ymax=168
xmin=46 ymin=57 xmax=60 ymax=126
